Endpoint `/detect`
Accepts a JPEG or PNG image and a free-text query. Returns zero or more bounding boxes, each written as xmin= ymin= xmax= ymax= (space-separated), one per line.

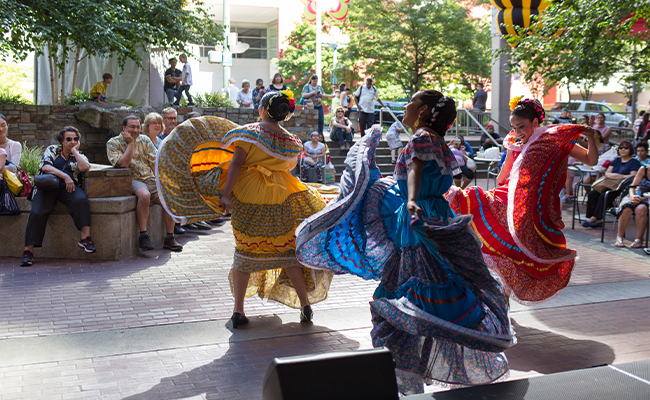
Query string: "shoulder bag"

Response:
xmin=0 ymin=179 xmax=21 ymax=216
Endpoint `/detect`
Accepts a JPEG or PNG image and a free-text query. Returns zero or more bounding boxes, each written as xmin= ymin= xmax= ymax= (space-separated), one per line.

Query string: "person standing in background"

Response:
xmin=173 ymin=54 xmax=194 ymax=107
xmin=354 ymin=77 xmax=385 ymax=135
xmin=164 ymin=58 xmax=182 ymax=104
xmin=472 ymin=83 xmax=487 ymax=124
xmin=252 ymin=78 xmax=266 ymax=109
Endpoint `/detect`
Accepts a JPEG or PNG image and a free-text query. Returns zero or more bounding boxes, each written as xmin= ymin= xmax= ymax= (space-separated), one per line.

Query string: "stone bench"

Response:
xmin=2 ymin=197 xmax=166 ymax=261
xmin=1 ymin=164 xmax=165 ymax=261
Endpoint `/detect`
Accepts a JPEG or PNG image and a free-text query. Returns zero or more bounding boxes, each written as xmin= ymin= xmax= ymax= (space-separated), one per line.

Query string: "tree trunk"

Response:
xmin=49 ymin=41 xmax=60 ymax=105
xmin=48 ymin=42 xmax=56 ymax=105
xmin=70 ymin=46 xmax=83 ymax=99
xmin=59 ymin=39 xmax=67 ymax=105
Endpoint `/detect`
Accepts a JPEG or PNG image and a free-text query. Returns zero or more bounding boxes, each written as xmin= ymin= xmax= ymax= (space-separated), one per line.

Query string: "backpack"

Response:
xmin=354 ymin=85 xmax=377 ymax=111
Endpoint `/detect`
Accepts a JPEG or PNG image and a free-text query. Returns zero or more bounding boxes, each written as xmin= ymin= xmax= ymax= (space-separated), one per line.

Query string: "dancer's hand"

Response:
xmin=407 ymin=200 xmax=422 ymax=218
xmin=581 ymin=126 xmax=596 ymax=140
xmin=221 ymin=195 xmax=233 ymax=214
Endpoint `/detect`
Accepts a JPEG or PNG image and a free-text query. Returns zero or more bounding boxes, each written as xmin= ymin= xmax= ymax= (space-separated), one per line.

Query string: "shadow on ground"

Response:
xmin=122 ymin=315 xmax=362 ymax=400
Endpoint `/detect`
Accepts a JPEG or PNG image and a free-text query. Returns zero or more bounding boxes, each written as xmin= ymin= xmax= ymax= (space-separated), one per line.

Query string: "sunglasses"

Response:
xmin=619 ymin=147 xmax=632 ymax=150
xmin=65 ymin=137 xmax=80 ymax=142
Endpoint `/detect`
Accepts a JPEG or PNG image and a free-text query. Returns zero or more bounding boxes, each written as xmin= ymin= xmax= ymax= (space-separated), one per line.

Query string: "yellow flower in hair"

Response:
xmin=280 ymin=90 xmax=294 ymax=101
xmin=509 ymin=95 xmax=524 ymax=111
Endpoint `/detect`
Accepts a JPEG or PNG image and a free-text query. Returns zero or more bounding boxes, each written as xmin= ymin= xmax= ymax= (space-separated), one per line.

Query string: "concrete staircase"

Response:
xmin=324 ymin=132 xmax=484 ymax=178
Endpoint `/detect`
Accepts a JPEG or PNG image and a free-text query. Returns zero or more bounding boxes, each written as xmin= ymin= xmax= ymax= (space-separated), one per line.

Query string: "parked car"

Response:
xmin=548 ymin=101 xmax=631 ymax=129
xmin=350 ymin=101 xmax=405 ymax=125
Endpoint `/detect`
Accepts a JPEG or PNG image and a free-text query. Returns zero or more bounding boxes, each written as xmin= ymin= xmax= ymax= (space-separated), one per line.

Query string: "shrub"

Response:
xmin=193 ymin=92 xmax=236 ymax=108
xmin=65 ymin=89 xmax=92 ymax=105
xmin=19 ymin=143 xmax=45 ymax=179
xmin=0 ymin=86 xmax=32 ymax=105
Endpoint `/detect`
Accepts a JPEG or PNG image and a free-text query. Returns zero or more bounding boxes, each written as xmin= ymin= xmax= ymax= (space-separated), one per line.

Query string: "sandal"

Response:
xmin=615 ymin=237 xmax=625 ymax=247
xmin=631 ymin=239 xmax=643 ymax=249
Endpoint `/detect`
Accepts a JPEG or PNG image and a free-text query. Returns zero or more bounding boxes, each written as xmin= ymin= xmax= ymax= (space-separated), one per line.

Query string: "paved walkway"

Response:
xmin=0 ymin=200 xmax=649 ymax=399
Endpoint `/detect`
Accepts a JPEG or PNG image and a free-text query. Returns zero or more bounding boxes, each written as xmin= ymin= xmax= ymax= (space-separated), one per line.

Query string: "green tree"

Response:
xmin=341 ymin=0 xmax=491 ymax=95
xmin=504 ymin=0 xmax=650 ymax=100
xmin=2 ymin=0 xmax=222 ymax=105
xmin=278 ymin=20 xmax=358 ymax=95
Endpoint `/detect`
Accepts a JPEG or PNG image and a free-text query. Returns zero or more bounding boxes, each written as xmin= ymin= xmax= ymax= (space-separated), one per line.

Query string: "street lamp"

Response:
xmin=322 ymin=26 xmax=350 ymax=84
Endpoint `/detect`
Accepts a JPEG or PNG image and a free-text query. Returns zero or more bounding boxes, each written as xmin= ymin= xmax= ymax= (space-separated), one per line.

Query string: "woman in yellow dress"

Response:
xmin=156 ymin=91 xmax=332 ymax=328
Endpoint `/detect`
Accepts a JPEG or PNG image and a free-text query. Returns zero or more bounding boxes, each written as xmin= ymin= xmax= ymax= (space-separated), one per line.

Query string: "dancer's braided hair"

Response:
xmin=416 ymin=89 xmax=457 ymax=137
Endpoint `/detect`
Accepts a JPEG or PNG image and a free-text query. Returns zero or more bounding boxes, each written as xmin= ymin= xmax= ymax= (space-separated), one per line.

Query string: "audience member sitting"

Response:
xmin=636 ymin=142 xmax=649 ymax=166
xmin=252 ymin=78 xmax=266 ymax=109
xmin=142 ymin=112 xmax=165 ymax=148
xmin=583 ymin=141 xmax=640 ymax=228
xmin=449 ymin=136 xmax=474 ymax=189
xmin=553 ymin=108 xmax=573 ymax=124
xmin=480 ymin=124 xmax=502 ymax=150
xmin=20 ymin=126 xmax=95 ymax=267
xmin=457 ymin=133 xmax=474 ymax=157
xmin=300 ymin=131 xmax=326 ymax=182
xmin=638 ymin=112 xmax=650 ymax=144
xmin=615 ymin=164 xmax=650 ymax=248
xmin=107 ymin=115 xmax=183 ymax=252
xmin=329 ymin=106 xmax=353 ymax=150
xmin=385 ymin=121 xmax=405 ymax=163
xmin=592 ymin=113 xmax=613 ymax=145
xmin=578 ymin=129 xmax=613 ymax=189
xmin=0 ymin=147 xmax=6 ymax=175
xmin=0 ymin=114 xmax=22 ymax=173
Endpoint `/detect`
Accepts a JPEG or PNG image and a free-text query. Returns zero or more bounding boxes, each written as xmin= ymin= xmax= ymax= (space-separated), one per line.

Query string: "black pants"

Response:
xmin=585 ymin=189 xmax=614 ymax=220
xmin=358 ymin=112 xmax=374 ymax=135
xmin=25 ymin=185 xmax=91 ymax=247
xmin=454 ymin=165 xmax=475 ymax=181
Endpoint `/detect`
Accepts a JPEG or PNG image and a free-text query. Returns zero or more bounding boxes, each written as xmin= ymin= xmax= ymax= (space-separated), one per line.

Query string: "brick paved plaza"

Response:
xmin=1 ymin=198 xmax=649 ymax=399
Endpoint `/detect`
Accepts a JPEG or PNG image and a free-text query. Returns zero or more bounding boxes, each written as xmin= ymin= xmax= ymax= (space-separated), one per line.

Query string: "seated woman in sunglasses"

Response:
xmin=20 ymin=126 xmax=95 ymax=267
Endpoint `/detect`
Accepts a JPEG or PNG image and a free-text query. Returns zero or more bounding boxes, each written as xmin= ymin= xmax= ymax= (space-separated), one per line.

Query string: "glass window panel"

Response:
xmin=236 ymin=28 xmax=264 ymax=37
xmin=241 ymin=38 xmax=267 ymax=49
xmin=235 ymin=49 xmax=267 ymax=59
xmin=568 ymin=103 xmax=580 ymax=111
xmin=585 ymin=103 xmax=599 ymax=111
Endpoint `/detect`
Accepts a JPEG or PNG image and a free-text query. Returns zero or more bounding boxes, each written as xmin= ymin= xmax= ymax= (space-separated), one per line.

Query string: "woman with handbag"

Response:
xmin=20 ymin=127 xmax=95 ymax=267
xmin=582 ymin=140 xmax=641 ymax=228
xmin=300 ymin=131 xmax=326 ymax=182
xmin=0 ymin=114 xmax=22 ymax=173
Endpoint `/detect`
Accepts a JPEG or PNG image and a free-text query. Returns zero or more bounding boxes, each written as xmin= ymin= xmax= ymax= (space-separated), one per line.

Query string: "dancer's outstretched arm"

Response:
xmin=569 ymin=126 xmax=598 ymax=166
xmin=220 ymin=146 xmax=248 ymax=213
xmin=407 ymin=157 xmax=425 ymax=218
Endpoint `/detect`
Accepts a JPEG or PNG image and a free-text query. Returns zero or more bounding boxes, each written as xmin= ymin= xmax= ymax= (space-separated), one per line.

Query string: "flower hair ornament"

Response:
xmin=510 ymin=96 xmax=545 ymax=123
xmin=265 ymin=90 xmax=296 ymax=121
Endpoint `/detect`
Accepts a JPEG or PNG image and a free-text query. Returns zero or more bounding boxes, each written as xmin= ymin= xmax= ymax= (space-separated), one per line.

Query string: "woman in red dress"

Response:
xmin=447 ymin=98 xmax=599 ymax=304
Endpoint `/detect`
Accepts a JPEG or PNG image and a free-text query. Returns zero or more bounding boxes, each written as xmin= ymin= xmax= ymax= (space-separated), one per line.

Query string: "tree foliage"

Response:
xmin=505 ymin=0 xmax=650 ymax=100
xmin=278 ymin=0 xmax=490 ymax=99
xmin=341 ymin=0 xmax=491 ymax=94
xmin=2 ymin=0 xmax=222 ymax=104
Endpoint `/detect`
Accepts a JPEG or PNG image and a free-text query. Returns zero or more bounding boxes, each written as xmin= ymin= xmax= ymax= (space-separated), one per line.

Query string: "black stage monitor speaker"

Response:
xmin=262 ymin=347 xmax=398 ymax=400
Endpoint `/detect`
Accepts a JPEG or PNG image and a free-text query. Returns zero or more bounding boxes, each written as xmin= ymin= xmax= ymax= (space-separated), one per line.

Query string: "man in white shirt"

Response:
xmin=354 ymin=77 xmax=385 ymax=135
xmin=173 ymin=53 xmax=194 ymax=106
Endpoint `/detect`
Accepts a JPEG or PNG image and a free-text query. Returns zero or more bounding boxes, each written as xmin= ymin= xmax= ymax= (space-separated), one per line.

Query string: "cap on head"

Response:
xmin=486 ymin=124 xmax=494 ymax=129
xmin=366 ymin=77 xmax=373 ymax=82
xmin=561 ymin=108 xmax=569 ymax=112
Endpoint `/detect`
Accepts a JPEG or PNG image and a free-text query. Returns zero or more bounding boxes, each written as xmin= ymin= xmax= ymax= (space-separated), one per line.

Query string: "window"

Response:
xmin=585 ymin=103 xmax=599 ymax=111
xmin=599 ymin=104 xmax=613 ymax=113
xmin=234 ymin=27 xmax=267 ymax=59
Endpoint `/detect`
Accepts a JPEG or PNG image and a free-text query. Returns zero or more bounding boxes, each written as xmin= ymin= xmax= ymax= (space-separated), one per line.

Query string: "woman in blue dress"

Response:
xmin=295 ymin=90 xmax=514 ymax=394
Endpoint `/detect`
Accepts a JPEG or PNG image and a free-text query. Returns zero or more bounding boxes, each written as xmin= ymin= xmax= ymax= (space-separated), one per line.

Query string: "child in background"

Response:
xmin=90 ymin=73 xmax=112 ymax=103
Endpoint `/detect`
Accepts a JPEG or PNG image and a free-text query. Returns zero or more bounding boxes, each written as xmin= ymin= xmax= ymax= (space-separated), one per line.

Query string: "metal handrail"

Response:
xmin=453 ymin=108 xmax=503 ymax=151
xmin=379 ymin=107 xmax=412 ymax=139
